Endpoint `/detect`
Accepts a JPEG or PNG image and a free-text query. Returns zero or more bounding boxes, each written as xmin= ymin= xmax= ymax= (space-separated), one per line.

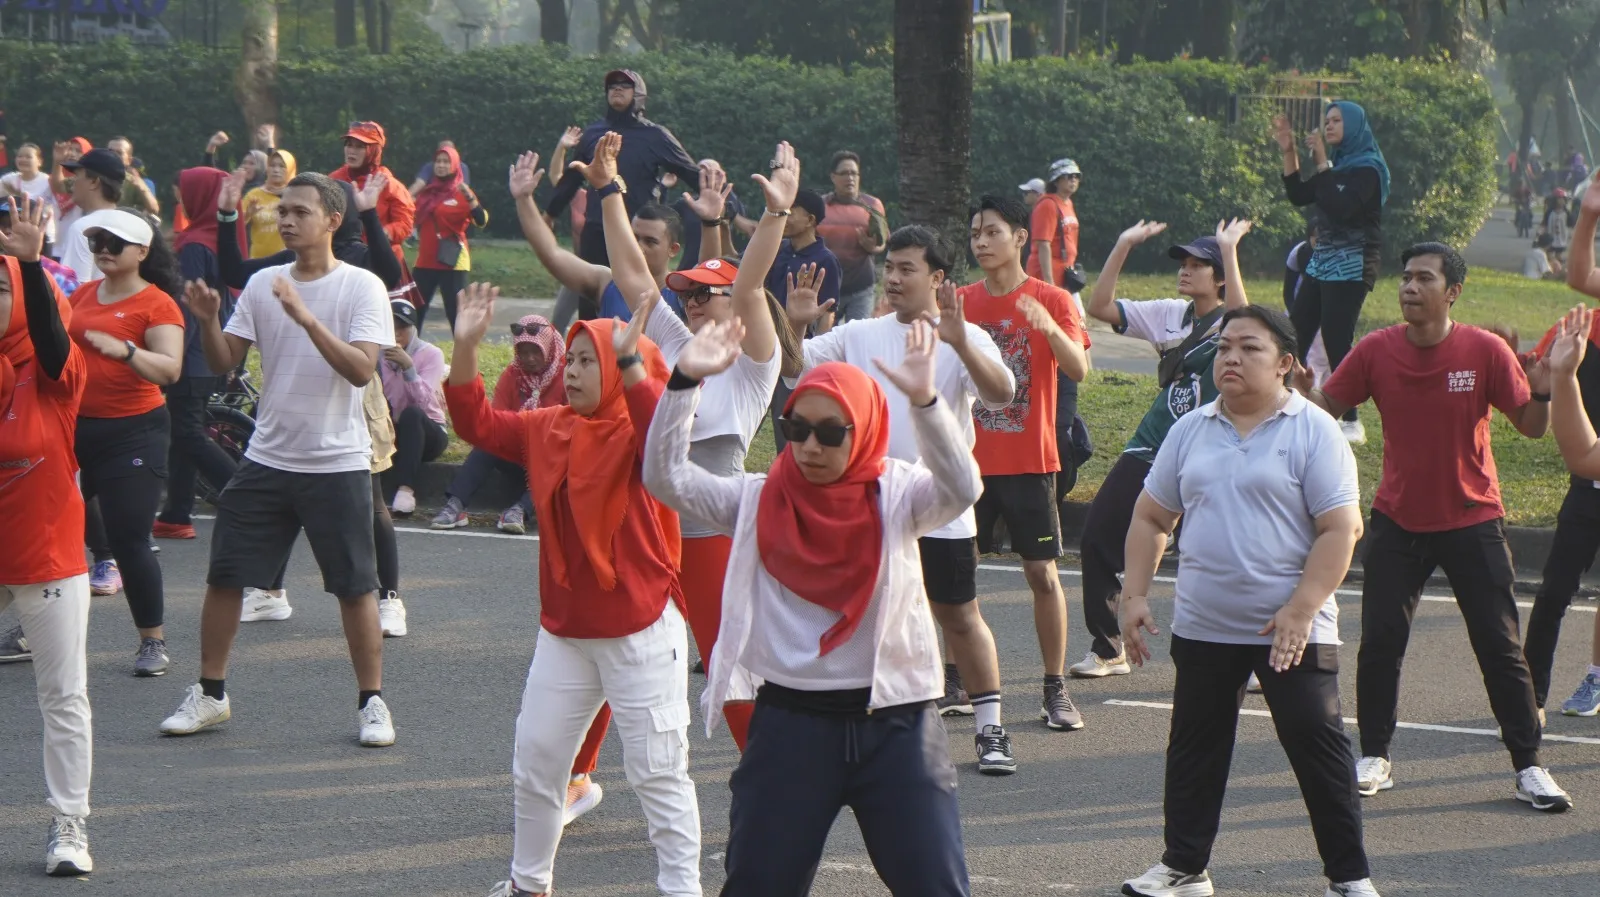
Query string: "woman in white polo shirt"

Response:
xmin=1116 ymin=306 xmax=1379 ymax=897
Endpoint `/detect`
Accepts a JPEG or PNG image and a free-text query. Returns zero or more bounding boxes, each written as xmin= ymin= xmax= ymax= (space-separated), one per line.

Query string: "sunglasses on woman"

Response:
xmin=778 ymin=415 xmax=854 ymax=448
xmin=510 ymin=321 xmax=548 ymax=337
xmin=681 ymin=286 xmax=732 ymax=307
xmin=87 ymin=232 xmax=131 ymax=255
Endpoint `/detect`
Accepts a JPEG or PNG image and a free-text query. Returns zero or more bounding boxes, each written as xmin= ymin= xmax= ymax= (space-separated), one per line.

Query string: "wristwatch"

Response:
xmin=616 ymin=352 xmax=642 ymax=370
xmin=123 ymin=340 xmax=138 ymax=362
xmin=596 ymin=177 xmax=627 ymax=200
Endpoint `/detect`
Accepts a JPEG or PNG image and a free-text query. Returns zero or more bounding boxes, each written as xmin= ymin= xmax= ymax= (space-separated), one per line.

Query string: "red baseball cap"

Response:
xmin=666 ymin=257 xmax=738 ymax=293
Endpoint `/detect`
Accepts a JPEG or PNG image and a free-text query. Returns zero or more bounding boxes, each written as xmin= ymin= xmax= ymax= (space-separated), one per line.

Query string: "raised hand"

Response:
xmin=1017 ymin=296 xmax=1062 ymax=338
xmin=614 ymin=290 xmax=657 ymax=358
xmin=1214 ymin=217 xmax=1253 ymax=250
xmin=1548 ymin=305 xmax=1593 ymax=377
xmin=256 ymin=123 xmax=277 ymax=148
xmin=356 ymin=172 xmax=388 ymax=213
xmin=677 ymin=317 xmax=746 ymax=380
xmin=81 ymin=329 xmax=131 ymax=361
xmin=1120 ymin=595 xmax=1159 ymax=668
xmin=181 ymin=280 xmax=223 ymax=323
xmin=1117 ymin=219 xmax=1168 ymax=247
xmin=681 ymin=162 xmax=732 ymax=223
xmin=272 ymin=276 xmax=313 ymax=328
xmin=572 ymin=131 xmax=622 ymax=190
xmin=933 ymin=280 xmax=967 ymax=349
xmin=0 ymin=195 xmax=47 ymax=262
xmin=218 ymin=168 xmax=247 ymax=212
xmin=509 ymin=151 xmax=546 ymax=201
xmin=1271 ymin=114 xmax=1294 ymax=153
xmin=454 ymin=282 xmax=499 ymax=347
xmin=207 ymin=130 xmax=230 ymax=152
xmin=752 ymin=141 xmax=800 ymax=214
xmin=1584 ymin=171 xmax=1600 ymax=217
xmin=784 ymin=263 xmax=834 ymax=328
xmin=558 ymin=126 xmax=582 ymax=149
xmin=872 ymin=318 xmax=938 ymax=406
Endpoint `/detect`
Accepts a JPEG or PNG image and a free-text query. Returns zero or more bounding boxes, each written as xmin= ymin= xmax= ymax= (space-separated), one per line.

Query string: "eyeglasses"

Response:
xmin=87 ymin=232 xmax=131 ymax=255
xmin=778 ymin=415 xmax=854 ymax=448
xmin=681 ymin=286 xmax=732 ymax=307
xmin=510 ymin=321 xmax=548 ymax=337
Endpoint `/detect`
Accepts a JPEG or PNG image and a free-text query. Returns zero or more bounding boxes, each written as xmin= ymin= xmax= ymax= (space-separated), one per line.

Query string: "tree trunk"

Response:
xmin=380 ymin=0 xmax=392 ymax=53
xmin=236 ymin=0 xmax=280 ymax=161
xmin=1515 ymin=81 xmax=1545 ymax=197
xmin=894 ymin=0 xmax=973 ymax=267
xmin=540 ymin=0 xmax=570 ymax=43
xmin=1194 ymin=0 xmax=1234 ymax=61
xmin=1399 ymin=0 xmax=1429 ymax=59
xmin=335 ymin=0 xmax=358 ymax=48
xmin=363 ymin=0 xmax=380 ymax=52
xmin=1049 ymin=0 xmax=1067 ymax=56
xmin=1556 ymin=88 xmax=1575 ymax=166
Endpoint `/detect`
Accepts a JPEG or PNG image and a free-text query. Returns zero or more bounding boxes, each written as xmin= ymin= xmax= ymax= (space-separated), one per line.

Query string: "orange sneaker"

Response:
xmin=152 ymin=521 xmax=196 ymax=540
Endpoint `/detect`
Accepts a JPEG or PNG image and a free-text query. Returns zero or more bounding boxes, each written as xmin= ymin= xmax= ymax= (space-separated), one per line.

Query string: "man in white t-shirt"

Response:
xmin=56 ymin=148 xmax=124 ymax=283
xmin=157 ymin=172 xmax=400 ymax=748
xmin=785 ymin=224 xmax=1019 ymax=774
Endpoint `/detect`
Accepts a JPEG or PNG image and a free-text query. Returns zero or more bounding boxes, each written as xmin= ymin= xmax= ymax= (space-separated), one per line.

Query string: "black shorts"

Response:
xmin=207 ymin=459 xmax=378 ymax=599
xmin=975 ymin=473 xmax=1062 ymax=561
xmin=918 ymin=537 xmax=979 ymax=605
xmin=75 ymin=407 xmax=171 ymax=480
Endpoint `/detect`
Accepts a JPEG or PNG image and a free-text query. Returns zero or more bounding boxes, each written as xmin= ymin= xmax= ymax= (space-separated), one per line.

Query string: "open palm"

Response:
xmin=873 ymin=318 xmax=937 ymax=404
xmin=455 ymin=282 xmax=499 ymax=346
xmin=678 ymin=317 xmax=746 ymax=380
xmin=509 ymin=152 xmax=546 ymax=200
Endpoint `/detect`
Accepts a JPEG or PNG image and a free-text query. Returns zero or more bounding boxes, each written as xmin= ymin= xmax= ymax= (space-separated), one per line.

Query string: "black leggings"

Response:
xmin=160 ymin=374 xmax=240 ymax=526
xmin=1078 ymin=453 xmax=1153 ymax=661
xmin=413 ymin=267 xmax=469 ymax=332
xmin=389 ymin=406 xmax=449 ymax=490
xmin=270 ymin=475 xmax=399 ymax=596
xmin=1289 ymin=276 xmax=1369 ymax=422
xmin=77 ymin=409 xmax=170 ymax=630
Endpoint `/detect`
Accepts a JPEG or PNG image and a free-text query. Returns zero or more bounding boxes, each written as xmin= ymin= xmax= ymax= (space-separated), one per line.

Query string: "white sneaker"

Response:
xmin=1515 ymin=766 xmax=1573 ymax=812
xmin=1355 ymin=756 xmax=1393 ymax=796
xmin=1246 ymin=672 xmax=1264 ymax=694
xmin=359 ymin=695 xmax=396 ymax=747
xmin=563 ymin=776 xmax=604 ymax=825
xmin=45 ymin=814 xmax=92 ymax=876
xmin=160 ymin=683 xmax=231 ymax=735
xmin=1327 ymin=879 xmax=1382 ymax=897
xmin=1340 ymin=419 xmax=1367 ymax=445
xmin=391 ymin=489 xmax=416 ymax=516
xmin=378 ymin=593 xmax=408 ymax=638
xmin=1122 ymin=862 xmax=1214 ymax=897
xmin=1068 ymin=650 xmax=1132 ymax=678
xmin=240 ymin=588 xmax=293 ymax=622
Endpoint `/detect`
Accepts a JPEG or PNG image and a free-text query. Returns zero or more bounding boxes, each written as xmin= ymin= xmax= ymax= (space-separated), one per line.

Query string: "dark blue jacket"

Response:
xmin=546 ymin=105 xmax=699 ymax=225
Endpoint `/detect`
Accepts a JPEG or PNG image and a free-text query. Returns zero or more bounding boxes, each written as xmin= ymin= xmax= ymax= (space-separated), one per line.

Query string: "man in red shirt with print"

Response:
xmin=1027 ymin=158 xmax=1081 ymax=290
xmin=1295 ymin=242 xmax=1572 ymax=813
xmin=961 ymin=194 xmax=1091 ymax=732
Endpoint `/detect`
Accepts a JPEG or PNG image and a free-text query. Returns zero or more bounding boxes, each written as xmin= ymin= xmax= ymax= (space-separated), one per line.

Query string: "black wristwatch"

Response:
xmin=596 ymin=177 xmax=627 ymax=200
xmin=616 ymin=352 xmax=642 ymax=370
xmin=123 ymin=340 xmax=138 ymax=362
xmin=1531 ymin=391 xmax=1552 ymax=402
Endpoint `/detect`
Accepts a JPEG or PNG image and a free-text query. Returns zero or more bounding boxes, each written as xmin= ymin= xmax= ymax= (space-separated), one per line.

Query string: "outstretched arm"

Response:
xmin=1568 ymin=174 xmax=1600 ymax=299
xmin=729 ymin=141 xmax=802 ymax=362
xmin=1088 ymin=220 xmax=1167 ymax=327
xmin=509 ymin=151 xmax=611 ymax=300
xmin=443 ymin=282 xmax=530 ymax=466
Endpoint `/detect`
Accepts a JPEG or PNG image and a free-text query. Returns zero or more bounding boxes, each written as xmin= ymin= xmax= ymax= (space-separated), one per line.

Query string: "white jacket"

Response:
xmin=644 ymin=385 xmax=983 ymax=734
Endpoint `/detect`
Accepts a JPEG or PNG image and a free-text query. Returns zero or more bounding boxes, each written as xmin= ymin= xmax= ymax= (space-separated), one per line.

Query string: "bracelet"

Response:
xmin=766 ymin=208 xmax=791 ymax=218
xmin=217 ymin=210 xmax=239 ymax=223
xmin=1532 ymin=391 xmax=1552 ymax=402
xmin=615 ymin=352 xmax=642 ymax=370
xmin=701 ymin=219 xmax=722 ymax=228
xmin=915 ymin=394 xmax=938 ymax=409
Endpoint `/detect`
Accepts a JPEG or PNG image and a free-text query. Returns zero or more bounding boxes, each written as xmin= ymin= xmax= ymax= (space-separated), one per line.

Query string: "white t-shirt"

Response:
xmin=1523 ymin=247 xmax=1553 ymax=280
xmin=801 ymin=315 xmax=1012 ymax=540
xmin=225 ymin=262 xmax=395 ymax=473
xmin=644 ymin=295 xmax=780 ymax=446
xmin=57 ymin=215 xmax=102 ymax=285
xmin=1 ymin=172 xmax=58 ymax=242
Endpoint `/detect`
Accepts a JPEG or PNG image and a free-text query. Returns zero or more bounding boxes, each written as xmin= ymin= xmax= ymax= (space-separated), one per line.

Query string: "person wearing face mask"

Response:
xmin=445 ymin=285 xmax=699 ymax=897
xmin=644 ymin=314 xmax=981 ymax=896
xmin=239 ymin=150 xmax=298 ymax=258
xmin=412 ymin=144 xmax=489 ymax=330
xmin=1119 ymin=306 xmax=1376 ymax=897
xmin=0 ymin=196 xmax=96 ymax=878
xmin=66 ymin=209 xmax=185 ymax=677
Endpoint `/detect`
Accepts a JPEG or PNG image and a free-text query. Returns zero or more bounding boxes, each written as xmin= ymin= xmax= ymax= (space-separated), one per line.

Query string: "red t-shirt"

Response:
xmin=1025 ymin=194 xmax=1079 ymax=287
xmin=1321 ymin=324 xmax=1531 ymax=533
xmin=68 ymin=282 xmax=184 ymax=419
xmin=0 ymin=346 xmax=89 ymax=584
xmin=961 ymin=276 xmax=1088 ymax=475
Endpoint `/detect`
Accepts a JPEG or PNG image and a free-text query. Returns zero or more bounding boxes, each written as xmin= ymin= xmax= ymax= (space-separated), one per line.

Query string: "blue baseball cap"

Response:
xmin=1168 ymin=236 xmax=1224 ymax=268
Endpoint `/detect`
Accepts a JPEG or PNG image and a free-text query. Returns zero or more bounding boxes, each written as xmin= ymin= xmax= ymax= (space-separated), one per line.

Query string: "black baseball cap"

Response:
xmin=391 ymin=299 xmax=420 ymax=330
xmin=61 ymin=148 xmax=126 ymax=184
xmin=1168 ymin=236 xmax=1223 ymax=268
xmin=793 ymin=189 xmax=827 ymax=224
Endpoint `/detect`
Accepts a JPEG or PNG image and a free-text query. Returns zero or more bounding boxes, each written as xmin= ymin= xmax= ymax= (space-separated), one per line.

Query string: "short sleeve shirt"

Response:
xmin=961 ymin=276 xmax=1087 ymax=475
xmin=765 ymin=238 xmax=843 ymax=310
xmin=226 ymin=262 xmax=396 ymax=473
xmin=1024 ymin=194 xmax=1079 ymax=286
xmin=0 ymin=345 xmax=89 ymax=584
xmin=1143 ymin=393 xmax=1359 ymax=645
xmin=816 ymin=193 xmax=886 ymax=293
xmin=1321 ymin=324 xmax=1530 ymax=532
xmin=68 ymin=282 xmax=184 ymax=419
xmin=1116 ymin=298 xmax=1224 ymax=460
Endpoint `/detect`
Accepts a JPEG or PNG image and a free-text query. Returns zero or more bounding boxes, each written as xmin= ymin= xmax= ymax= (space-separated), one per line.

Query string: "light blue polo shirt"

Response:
xmin=1143 ymin=391 xmax=1359 ymax=645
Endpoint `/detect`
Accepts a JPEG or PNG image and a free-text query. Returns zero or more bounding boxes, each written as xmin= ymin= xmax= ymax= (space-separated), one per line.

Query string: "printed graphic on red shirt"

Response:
xmin=976 ymin=322 xmax=1034 ymax=434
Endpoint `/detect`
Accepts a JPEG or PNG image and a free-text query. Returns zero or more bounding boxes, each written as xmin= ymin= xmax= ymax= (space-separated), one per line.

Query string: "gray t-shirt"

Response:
xmin=1143 ymin=392 xmax=1359 ymax=645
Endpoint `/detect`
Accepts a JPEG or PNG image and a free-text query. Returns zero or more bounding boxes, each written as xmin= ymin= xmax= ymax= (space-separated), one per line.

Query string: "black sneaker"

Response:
xmin=1040 ymin=679 xmax=1085 ymax=730
xmin=975 ymin=725 xmax=1017 ymax=775
xmin=936 ymin=665 xmax=973 ymax=716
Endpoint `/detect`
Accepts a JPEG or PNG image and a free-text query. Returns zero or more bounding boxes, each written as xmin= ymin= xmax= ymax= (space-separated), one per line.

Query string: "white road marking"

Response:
xmin=1104 ymin=699 xmax=1600 ymax=746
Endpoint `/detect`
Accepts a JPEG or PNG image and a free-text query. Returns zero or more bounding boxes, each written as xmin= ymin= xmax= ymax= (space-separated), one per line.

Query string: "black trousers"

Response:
xmin=1289 ymin=276 xmax=1369 ymax=422
xmin=159 ymin=375 xmax=239 ymax=526
xmin=1079 ymin=453 xmax=1152 ymax=660
xmin=576 ymin=224 xmax=608 ymax=320
xmin=1526 ymin=479 xmax=1600 ymax=708
xmin=387 ymin=406 xmax=449 ymax=491
xmin=1055 ymin=373 xmax=1080 ymax=502
xmin=1163 ymin=635 xmax=1369 ymax=883
xmin=447 ymin=446 xmax=533 ymax=516
xmin=721 ymin=694 xmax=970 ymax=897
xmin=413 ymin=267 xmax=469 ymax=332
xmin=77 ymin=409 xmax=170 ymax=630
xmin=269 ymin=474 xmax=399 ymax=596
xmin=1356 ymin=510 xmax=1543 ymax=770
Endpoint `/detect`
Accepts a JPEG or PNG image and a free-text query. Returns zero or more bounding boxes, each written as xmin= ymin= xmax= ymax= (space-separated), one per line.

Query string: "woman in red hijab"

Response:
xmin=443 ymin=283 xmax=700 ymax=897
xmin=0 ymin=196 xmax=96 ymax=877
xmin=643 ymin=316 xmax=982 ymax=896
xmin=411 ymin=144 xmax=488 ymax=330
xmin=330 ymin=121 xmax=415 ymax=295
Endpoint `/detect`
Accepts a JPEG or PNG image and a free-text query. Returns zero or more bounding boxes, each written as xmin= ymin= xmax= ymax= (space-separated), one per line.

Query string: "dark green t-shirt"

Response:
xmin=1115 ymin=298 xmax=1224 ymax=460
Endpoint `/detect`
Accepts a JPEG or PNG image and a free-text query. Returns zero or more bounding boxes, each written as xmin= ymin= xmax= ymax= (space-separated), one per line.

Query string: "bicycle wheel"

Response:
xmin=199 ymin=407 xmax=255 ymax=506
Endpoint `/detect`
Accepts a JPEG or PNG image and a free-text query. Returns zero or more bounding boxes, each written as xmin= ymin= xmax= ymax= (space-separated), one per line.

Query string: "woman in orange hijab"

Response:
xmin=442 ymin=283 xmax=699 ymax=897
xmin=0 ymin=196 xmax=96 ymax=877
xmin=643 ymin=316 xmax=982 ymax=896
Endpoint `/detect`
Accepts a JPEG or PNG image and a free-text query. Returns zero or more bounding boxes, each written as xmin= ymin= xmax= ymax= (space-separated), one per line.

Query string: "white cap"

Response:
xmin=1018 ymin=177 xmax=1046 ymax=194
xmin=79 ymin=209 xmax=154 ymax=248
xmin=1048 ymin=158 xmax=1082 ymax=181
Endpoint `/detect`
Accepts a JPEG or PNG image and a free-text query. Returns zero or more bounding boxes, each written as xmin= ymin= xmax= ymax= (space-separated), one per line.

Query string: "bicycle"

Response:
xmin=198 ymin=370 xmax=258 ymax=507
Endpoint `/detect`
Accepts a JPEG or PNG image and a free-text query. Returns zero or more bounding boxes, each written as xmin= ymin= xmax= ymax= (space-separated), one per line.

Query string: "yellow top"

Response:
xmin=239 ymin=187 xmax=286 ymax=258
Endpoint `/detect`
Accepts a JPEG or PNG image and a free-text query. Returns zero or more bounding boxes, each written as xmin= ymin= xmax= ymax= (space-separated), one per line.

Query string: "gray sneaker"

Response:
xmin=498 ymin=506 xmax=528 ymax=535
xmin=431 ymin=496 xmax=468 ymax=529
xmin=1040 ymin=679 xmax=1085 ymax=731
xmin=0 ymin=625 xmax=31 ymax=663
xmin=133 ymin=637 xmax=169 ymax=677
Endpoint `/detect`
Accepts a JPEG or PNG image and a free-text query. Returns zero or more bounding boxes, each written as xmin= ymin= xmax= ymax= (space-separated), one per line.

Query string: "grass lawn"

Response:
xmin=470 ymin=241 xmax=563 ymax=298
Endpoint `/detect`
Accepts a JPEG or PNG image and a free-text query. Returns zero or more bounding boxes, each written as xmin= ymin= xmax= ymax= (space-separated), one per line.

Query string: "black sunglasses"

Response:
xmin=88 ymin=232 xmax=131 ymax=255
xmin=681 ymin=286 xmax=732 ymax=307
xmin=778 ymin=415 xmax=854 ymax=448
xmin=510 ymin=321 xmax=548 ymax=337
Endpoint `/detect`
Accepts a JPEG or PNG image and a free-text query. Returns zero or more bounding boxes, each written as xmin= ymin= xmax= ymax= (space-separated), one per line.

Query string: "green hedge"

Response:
xmin=0 ymin=43 xmax=1494 ymax=276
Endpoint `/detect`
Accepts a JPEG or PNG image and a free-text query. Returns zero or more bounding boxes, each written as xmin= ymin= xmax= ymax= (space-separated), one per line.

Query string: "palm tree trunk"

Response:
xmin=236 ymin=0 xmax=280 ymax=155
xmin=894 ymin=0 xmax=973 ymax=269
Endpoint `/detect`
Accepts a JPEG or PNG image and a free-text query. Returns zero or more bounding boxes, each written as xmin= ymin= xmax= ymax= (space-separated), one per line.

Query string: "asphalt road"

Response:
xmin=3 ymin=521 xmax=1598 ymax=897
